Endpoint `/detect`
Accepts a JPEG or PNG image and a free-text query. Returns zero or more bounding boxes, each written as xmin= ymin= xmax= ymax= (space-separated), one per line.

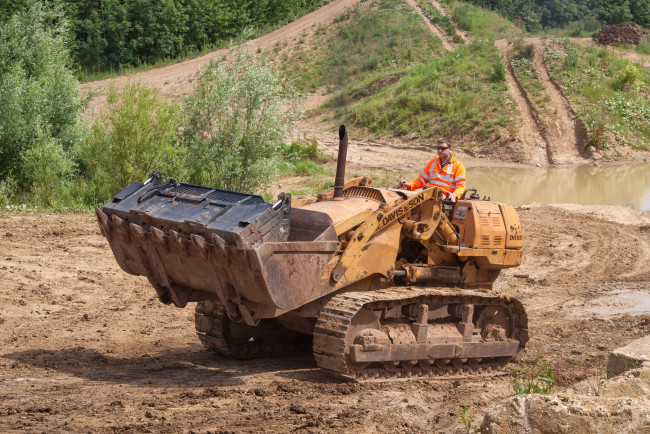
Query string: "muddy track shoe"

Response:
xmin=195 ymin=300 xmax=312 ymax=359
xmin=313 ymin=287 xmax=528 ymax=381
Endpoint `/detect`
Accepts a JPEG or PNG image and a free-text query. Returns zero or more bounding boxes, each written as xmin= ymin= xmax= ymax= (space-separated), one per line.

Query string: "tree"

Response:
xmin=0 ymin=1 xmax=81 ymax=189
xmin=82 ymin=82 xmax=184 ymax=198
xmin=182 ymin=50 xmax=302 ymax=193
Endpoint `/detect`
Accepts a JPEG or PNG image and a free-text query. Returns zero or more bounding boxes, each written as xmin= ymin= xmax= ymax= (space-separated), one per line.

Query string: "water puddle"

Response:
xmin=569 ymin=290 xmax=650 ymax=319
xmin=468 ymin=162 xmax=650 ymax=211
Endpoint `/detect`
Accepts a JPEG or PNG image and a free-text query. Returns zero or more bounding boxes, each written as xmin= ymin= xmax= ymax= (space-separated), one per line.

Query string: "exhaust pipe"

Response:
xmin=334 ymin=125 xmax=348 ymax=199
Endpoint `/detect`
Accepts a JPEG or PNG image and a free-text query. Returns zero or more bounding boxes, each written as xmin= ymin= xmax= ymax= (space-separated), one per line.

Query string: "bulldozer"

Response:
xmin=95 ymin=126 xmax=528 ymax=381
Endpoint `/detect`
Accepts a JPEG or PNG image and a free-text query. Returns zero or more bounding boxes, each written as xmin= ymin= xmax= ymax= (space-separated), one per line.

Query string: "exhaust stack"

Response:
xmin=334 ymin=125 xmax=348 ymax=199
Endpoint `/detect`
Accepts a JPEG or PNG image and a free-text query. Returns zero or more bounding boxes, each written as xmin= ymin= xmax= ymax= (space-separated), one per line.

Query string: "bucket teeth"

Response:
xmin=211 ymin=233 xmax=227 ymax=254
xmin=191 ymin=234 xmax=209 ymax=259
xmin=130 ymin=222 xmax=147 ymax=241
xmin=112 ymin=215 xmax=130 ymax=241
xmin=151 ymin=227 xmax=168 ymax=251
xmin=169 ymin=230 xmax=188 ymax=253
xmin=94 ymin=207 xmax=110 ymax=237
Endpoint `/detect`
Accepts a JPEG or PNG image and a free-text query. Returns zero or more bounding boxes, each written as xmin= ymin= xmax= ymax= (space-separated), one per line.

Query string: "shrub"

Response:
xmin=509 ymin=359 xmax=557 ymax=395
xmin=81 ymin=82 xmax=184 ymax=199
xmin=0 ymin=0 xmax=81 ymax=189
xmin=22 ymin=130 xmax=76 ymax=207
xmin=490 ymin=60 xmax=506 ymax=82
xmin=182 ymin=50 xmax=302 ymax=193
xmin=612 ymin=64 xmax=643 ymax=91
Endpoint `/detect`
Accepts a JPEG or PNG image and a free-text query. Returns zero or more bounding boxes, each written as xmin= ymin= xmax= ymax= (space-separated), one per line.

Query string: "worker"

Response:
xmin=400 ymin=138 xmax=466 ymax=202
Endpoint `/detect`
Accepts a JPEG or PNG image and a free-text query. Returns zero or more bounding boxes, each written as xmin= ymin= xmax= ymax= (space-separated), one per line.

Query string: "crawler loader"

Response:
xmin=96 ymin=126 xmax=528 ymax=381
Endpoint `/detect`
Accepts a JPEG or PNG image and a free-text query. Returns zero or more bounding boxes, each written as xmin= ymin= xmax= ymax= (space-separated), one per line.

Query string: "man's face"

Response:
xmin=436 ymin=142 xmax=451 ymax=161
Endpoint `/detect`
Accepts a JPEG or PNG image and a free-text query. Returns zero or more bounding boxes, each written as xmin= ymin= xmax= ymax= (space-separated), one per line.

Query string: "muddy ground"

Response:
xmin=1 ymin=204 xmax=649 ymax=433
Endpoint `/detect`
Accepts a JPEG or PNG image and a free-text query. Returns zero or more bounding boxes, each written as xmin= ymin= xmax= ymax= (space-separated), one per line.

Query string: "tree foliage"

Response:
xmin=182 ymin=50 xmax=302 ymax=193
xmin=82 ymin=82 xmax=184 ymax=198
xmin=0 ymin=0 xmax=81 ymax=189
xmin=56 ymin=0 xmax=331 ymax=72
xmin=461 ymin=0 xmax=649 ymax=29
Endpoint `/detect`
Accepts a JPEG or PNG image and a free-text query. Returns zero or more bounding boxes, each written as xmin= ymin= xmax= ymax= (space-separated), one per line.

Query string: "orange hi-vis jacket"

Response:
xmin=406 ymin=155 xmax=466 ymax=197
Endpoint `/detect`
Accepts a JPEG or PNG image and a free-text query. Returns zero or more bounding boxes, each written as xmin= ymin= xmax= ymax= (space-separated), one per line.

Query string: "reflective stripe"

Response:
xmin=410 ymin=154 xmax=466 ymax=194
xmin=431 ymin=172 xmax=456 ymax=183
xmin=428 ymin=180 xmax=452 ymax=189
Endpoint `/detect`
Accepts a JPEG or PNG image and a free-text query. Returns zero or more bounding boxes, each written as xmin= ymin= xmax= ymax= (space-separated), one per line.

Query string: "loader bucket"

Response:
xmin=96 ymin=178 xmax=339 ymax=315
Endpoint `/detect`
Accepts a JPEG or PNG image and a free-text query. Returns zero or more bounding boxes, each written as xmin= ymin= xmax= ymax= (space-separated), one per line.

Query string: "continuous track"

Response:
xmin=195 ymin=300 xmax=312 ymax=359
xmin=313 ymin=287 xmax=527 ymax=381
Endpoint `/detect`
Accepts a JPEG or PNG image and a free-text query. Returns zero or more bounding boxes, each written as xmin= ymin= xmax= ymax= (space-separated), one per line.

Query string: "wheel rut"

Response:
xmin=530 ymin=39 xmax=588 ymax=165
xmin=404 ymin=0 xmax=456 ymax=51
xmin=495 ymin=39 xmax=546 ymax=166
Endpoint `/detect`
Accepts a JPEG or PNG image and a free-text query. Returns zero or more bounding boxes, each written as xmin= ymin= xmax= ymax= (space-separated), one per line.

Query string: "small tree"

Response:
xmin=0 ymin=0 xmax=81 ymax=190
xmin=82 ymin=82 xmax=184 ymax=199
xmin=182 ymin=49 xmax=302 ymax=193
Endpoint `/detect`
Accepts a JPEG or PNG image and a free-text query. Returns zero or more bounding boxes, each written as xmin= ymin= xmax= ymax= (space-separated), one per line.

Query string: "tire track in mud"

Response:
xmin=501 ymin=204 xmax=650 ymax=316
xmin=530 ymin=40 xmax=588 ymax=165
xmin=503 ymin=39 xmax=589 ymax=165
xmin=429 ymin=0 xmax=470 ymax=43
xmin=404 ymin=0 xmax=456 ymax=51
xmin=495 ymin=39 xmax=547 ymax=166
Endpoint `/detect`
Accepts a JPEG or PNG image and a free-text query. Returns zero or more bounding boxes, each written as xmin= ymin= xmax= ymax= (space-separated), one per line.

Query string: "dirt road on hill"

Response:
xmin=80 ymin=0 xmax=364 ymax=116
xmin=1 ymin=205 xmax=649 ymax=432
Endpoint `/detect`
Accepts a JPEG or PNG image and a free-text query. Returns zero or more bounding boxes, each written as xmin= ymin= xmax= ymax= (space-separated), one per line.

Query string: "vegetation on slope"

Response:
xmin=349 ymin=39 xmax=516 ymax=151
xmin=446 ymin=0 xmax=523 ymax=38
xmin=544 ymin=38 xmax=650 ymax=150
xmin=278 ymin=0 xmax=443 ymax=97
xmin=1 ymin=0 xmax=334 ymax=77
xmin=460 ymin=0 xmax=650 ymax=31
xmin=0 ymin=2 xmax=312 ymax=210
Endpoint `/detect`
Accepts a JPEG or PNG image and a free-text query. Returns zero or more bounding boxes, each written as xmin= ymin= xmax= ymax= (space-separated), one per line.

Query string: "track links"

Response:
xmin=313 ymin=287 xmax=527 ymax=381
xmin=195 ymin=300 xmax=311 ymax=359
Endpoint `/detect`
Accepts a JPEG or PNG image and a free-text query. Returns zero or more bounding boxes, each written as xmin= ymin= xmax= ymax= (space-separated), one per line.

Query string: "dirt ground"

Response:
xmin=3 ymin=1 xmax=649 ymax=431
xmin=1 ymin=204 xmax=649 ymax=433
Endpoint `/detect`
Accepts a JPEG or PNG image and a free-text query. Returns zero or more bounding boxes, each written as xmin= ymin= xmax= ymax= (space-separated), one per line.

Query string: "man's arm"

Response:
xmin=451 ymin=161 xmax=466 ymax=199
xmin=400 ymin=160 xmax=434 ymax=190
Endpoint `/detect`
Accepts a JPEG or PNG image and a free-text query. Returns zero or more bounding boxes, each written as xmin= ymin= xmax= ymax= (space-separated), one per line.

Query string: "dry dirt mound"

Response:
xmin=594 ymin=22 xmax=649 ymax=46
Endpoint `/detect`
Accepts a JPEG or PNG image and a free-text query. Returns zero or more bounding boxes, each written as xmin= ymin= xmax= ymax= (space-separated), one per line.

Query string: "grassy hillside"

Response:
xmin=276 ymin=0 xmax=443 ymax=96
xmin=349 ymin=39 xmax=517 ymax=151
xmin=445 ymin=0 xmax=522 ymax=39
xmin=544 ymin=38 xmax=650 ymax=150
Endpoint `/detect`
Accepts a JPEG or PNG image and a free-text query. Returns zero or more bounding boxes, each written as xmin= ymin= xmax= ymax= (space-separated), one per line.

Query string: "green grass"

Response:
xmin=274 ymin=141 xmax=332 ymax=177
xmin=445 ymin=0 xmax=523 ymax=39
xmin=418 ymin=0 xmax=464 ymax=43
xmin=637 ymin=35 xmax=650 ymax=55
xmin=537 ymin=19 xmax=601 ymax=38
xmin=544 ymin=38 xmax=650 ymax=150
xmin=509 ymin=40 xmax=551 ymax=112
xmin=280 ymin=0 xmax=443 ymax=99
xmin=348 ymin=39 xmax=517 ymax=152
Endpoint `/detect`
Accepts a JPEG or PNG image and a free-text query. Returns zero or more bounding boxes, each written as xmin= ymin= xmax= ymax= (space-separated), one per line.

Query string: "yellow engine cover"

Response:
xmin=499 ymin=204 xmax=525 ymax=249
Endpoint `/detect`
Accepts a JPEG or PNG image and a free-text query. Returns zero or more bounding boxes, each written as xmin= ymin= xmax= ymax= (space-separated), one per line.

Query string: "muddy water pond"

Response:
xmin=468 ymin=162 xmax=650 ymax=211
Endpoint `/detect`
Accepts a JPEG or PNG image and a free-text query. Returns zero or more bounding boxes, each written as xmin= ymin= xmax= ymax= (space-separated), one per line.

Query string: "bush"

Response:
xmin=22 ymin=130 xmax=76 ymax=207
xmin=0 ymin=1 xmax=81 ymax=190
xmin=490 ymin=60 xmax=507 ymax=82
xmin=182 ymin=50 xmax=302 ymax=193
xmin=81 ymin=82 xmax=184 ymax=199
